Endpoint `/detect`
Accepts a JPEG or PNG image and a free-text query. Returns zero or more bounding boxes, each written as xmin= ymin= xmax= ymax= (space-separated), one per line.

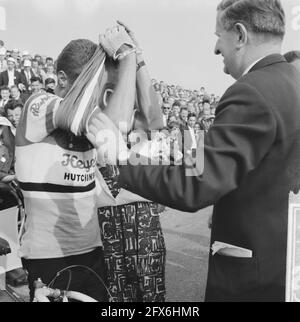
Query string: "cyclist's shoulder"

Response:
xmin=25 ymin=92 xmax=61 ymax=112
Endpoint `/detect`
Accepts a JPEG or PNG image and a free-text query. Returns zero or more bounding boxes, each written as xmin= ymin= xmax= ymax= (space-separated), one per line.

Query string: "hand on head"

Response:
xmin=87 ymin=112 xmax=129 ymax=165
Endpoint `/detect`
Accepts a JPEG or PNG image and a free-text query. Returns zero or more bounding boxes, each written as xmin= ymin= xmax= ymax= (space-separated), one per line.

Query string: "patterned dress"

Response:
xmin=98 ymin=165 xmax=166 ymax=302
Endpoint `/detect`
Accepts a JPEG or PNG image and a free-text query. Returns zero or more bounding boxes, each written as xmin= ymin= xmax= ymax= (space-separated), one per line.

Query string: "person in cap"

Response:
xmin=11 ymin=49 xmax=21 ymax=70
xmin=0 ymin=57 xmax=23 ymax=89
xmin=22 ymin=50 xmax=31 ymax=62
xmin=20 ymin=59 xmax=35 ymax=93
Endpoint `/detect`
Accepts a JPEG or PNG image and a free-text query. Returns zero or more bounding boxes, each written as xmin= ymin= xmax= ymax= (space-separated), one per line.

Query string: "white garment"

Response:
xmin=26 ymin=71 xmax=31 ymax=84
xmin=163 ymin=114 xmax=168 ymax=127
xmin=188 ymin=126 xmax=197 ymax=150
xmin=7 ymin=70 xmax=15 ymax=87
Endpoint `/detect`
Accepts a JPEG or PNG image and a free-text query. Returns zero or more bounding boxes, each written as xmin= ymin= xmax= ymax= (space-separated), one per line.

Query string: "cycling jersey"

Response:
xmin=15 ymin=93 xmax=102 ymax=259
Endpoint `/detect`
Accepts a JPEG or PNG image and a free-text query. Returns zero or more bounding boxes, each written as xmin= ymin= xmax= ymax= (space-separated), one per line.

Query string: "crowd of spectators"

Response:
xmin=0 ymin=40 xmax=57 ymax=188
xmin=0 ymin=39 xmax=59 ymax=287
xmin=150 ymin=79 xmax=218 ymax=161
xmin=153 ymin=79 xmax=218 ymax=134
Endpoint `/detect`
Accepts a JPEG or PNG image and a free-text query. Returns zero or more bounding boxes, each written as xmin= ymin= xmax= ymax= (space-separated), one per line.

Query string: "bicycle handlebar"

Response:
xmin=34 ymin=279 xmax=98 ymax=302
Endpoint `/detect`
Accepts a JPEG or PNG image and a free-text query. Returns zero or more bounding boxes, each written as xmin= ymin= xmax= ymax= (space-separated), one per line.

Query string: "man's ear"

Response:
xmin=57 ymin=70 xmax=69 ymax=88
xmin=234 ymin=23 xmax=248 ymax=49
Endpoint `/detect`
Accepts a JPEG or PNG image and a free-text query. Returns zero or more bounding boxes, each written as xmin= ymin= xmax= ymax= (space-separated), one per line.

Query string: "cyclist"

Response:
xmin=15 ymin=29 xmax=137 ymax=301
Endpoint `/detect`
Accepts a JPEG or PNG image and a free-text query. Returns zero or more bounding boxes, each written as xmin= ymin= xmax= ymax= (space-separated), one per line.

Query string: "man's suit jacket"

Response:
xmin=20 ymin=69 xmax=35 ymax=92
xmin=0 ymin=70 xmax=23 ymax=87
xmin=118 ymin=55 xmax=300 ymax=302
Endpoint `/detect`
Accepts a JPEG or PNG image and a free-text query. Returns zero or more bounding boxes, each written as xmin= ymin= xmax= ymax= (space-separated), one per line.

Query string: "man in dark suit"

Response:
xmin=88 ymin=0 xmax=300 ymax=301
xmin=0 ymin=57 xmax=23 ymax=89
xmin=20 ymin=59 xmax=35 ymax=93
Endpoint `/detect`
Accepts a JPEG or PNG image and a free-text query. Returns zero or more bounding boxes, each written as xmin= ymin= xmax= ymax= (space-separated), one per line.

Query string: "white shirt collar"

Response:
xmin=242 ymin=56 xmax=267 ymax=76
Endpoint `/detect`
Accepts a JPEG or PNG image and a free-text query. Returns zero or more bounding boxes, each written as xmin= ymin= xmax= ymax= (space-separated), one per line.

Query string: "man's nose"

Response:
xmin=214 ymin=47 xmax=221 ymax=56
xmin=214 ymin=41 xmax=221 ymax=55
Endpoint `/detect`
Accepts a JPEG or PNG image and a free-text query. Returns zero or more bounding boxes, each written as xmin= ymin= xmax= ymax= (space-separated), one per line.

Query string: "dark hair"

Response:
xmin=0 ymin=86 xmax=9 ymax=92
xmin=4 ymin=100 xmax=23 ymax=114
xmin=30 ymin=76 xmax=42 ymax=84
xmin=188 ymin=113 xmax=197 ymax=119
xmin=284 ymin=51 xmax=300 ymax=63
xmin=45 ymin=78 xmax=55 ymax=86
xmin=202 ymin=96 xmax=211 ymax=104
xmin=217 ymin=0 xmax=285 ymax=39
xmin=56 ymin=39 xmax=98 ymax=84
xmin=46 ymin=57 xmax=53 ymax=62
xmin=168 ymin=120 xmax=180 ymax=130
xmin=172 ymin=101 xmax=181 ymax=108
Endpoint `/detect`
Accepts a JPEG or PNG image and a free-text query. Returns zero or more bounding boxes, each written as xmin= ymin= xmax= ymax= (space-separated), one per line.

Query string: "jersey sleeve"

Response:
xmin=21 ymin=93 xmax=62 ymax=143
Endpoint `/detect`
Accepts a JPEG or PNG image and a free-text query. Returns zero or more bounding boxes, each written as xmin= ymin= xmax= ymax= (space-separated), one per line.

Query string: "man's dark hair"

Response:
xmin=30 ymin=76 xmax=42 ymax=84
xmin=202 ymin=96 xmax=211 ymax=104
xmin=45 ymin=78 xmax=55 ymax=86
xmin=46 ymin=57 xmax=53 ymax=62
xmin=168 ymin=120 xmax=181 ymax=130
xmin=0 ymin=86 xmax=9 ymax=92
xmin=188 ymin=113 xmax=197 ymax=120
xmin=4 ymin=100 xmax=23 ymax=114
xmin=172 ymin=101 xmax=181 ymax=108
xmin=56 ymin=39 xmax=98 ymax=84
xmin=284 ymin=51 xmax=300 ymax=63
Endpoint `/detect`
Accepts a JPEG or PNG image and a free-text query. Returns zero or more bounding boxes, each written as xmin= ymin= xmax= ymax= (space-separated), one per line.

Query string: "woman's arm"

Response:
xmin=133 ymin=53 xmax=164 ymax=131
xmin=117 ymin=21 xmax=164 ymax=132
xmin=101 ymin=50 xmax=136 ymax=134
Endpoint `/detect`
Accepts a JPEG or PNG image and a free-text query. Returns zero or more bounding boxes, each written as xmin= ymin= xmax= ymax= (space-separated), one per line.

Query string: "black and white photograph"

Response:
xmin=0 ymin=0 xmax=300 ymax=306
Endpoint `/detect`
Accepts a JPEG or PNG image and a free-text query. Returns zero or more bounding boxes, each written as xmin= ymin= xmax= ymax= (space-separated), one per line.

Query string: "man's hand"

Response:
xmin=87 ymin=112 xmax=129 ymax=165
xmin=18 ymin=83 xmax=26 ymax=92
xmin=117 ymin=20 xmax=140 ymax=49
xmin=117 ymin=20 xmax=143 ymax=62
xmin=99 ymin=25 xmax=136 ymax=60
